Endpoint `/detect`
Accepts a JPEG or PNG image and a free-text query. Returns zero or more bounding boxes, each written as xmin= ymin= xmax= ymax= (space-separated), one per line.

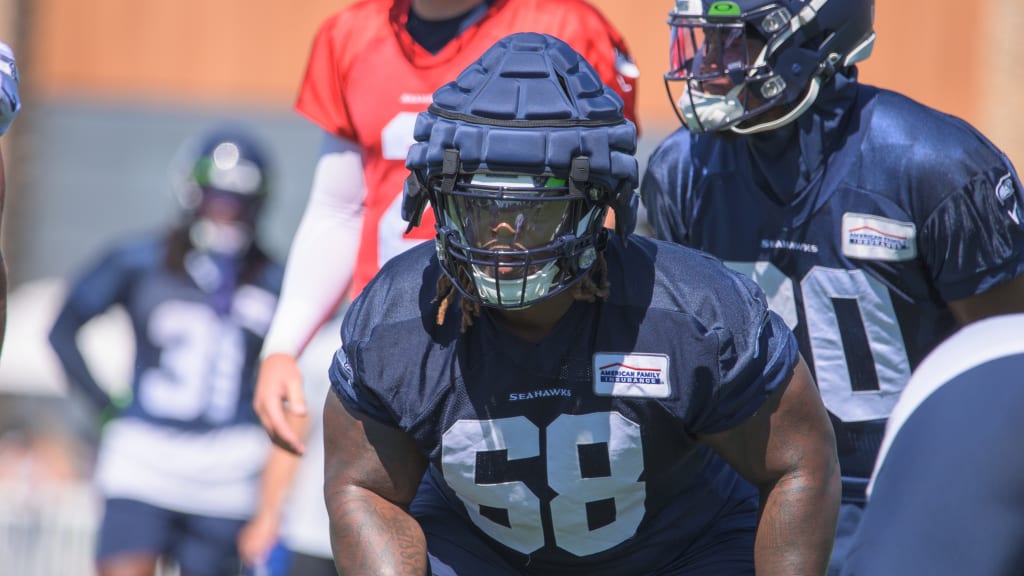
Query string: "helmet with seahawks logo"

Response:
xmin=665 ymin=0 xmax=875 ymax=134
xmin=175 ymin=127 xmax=272 ymax=256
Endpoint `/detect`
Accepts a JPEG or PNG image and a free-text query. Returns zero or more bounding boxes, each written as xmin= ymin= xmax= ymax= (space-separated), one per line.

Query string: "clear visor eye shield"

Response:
xmin=438 ymin=170 xmax=607 ymax=307
xmin=405 ymin=151 xmax=611 ymax=308
xmin=665 ymin=7 xmax=790 ymax=133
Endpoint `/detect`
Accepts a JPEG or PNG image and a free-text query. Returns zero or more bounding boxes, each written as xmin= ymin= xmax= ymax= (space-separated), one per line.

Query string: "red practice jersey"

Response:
xmin=296 ymin=0 xmax=638 ymax=298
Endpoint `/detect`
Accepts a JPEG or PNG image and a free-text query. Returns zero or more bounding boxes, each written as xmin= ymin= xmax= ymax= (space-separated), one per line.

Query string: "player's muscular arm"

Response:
xmin=947 ymin=274 xmax=1024 ymax=326
xmin=323 ymin=392 xmax=429 ymax=576
xmin=700 ymin=356 xmax=840 ymax=576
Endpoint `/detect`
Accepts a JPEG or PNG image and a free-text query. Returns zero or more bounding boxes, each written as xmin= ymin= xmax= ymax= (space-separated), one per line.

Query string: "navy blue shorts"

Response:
xmin=97 ymin=498 xmax=246 ymax=576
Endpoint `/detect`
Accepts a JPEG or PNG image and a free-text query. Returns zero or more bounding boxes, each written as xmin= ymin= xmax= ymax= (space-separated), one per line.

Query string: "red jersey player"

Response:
xmin=253 ymin=0 xmax=638 ymax=454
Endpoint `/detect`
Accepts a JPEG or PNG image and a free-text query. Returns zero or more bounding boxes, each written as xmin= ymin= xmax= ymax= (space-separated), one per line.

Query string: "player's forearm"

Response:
xmin=754 ymin=462 xmax=841 ymax=576
xmin=48 ymin=309 xmax=111 ymax=410
xmin=326 ymin=484 xmax=429 ymax=576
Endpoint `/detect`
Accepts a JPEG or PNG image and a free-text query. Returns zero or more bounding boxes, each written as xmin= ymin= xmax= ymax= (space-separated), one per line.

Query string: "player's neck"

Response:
xmin=410 ymin=0 xmax=486 ymax=20
xmin=490 ymin=291 xmax=575 ymax=343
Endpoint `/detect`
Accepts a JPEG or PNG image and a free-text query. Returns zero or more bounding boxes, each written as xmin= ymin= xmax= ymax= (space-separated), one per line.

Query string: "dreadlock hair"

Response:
xmin=433 ymin=251 xmax=610 ymax=333
xmin=433 ymin=261 xmax=480 ymax=333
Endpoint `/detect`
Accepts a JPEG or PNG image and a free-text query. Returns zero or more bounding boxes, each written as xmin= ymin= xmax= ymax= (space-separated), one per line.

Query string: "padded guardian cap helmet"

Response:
xmin=404 ymin=32 xmax=638 ymax=309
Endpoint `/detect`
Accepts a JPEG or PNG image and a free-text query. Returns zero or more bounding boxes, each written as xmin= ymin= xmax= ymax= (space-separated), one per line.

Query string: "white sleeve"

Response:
xmin=260 ymin=132 xmax=365 ymax=358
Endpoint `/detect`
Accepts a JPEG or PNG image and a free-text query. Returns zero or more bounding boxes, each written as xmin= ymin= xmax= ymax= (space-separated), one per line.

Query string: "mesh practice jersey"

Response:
xmin=642 ymin=73 xmax=1024 ymax=484
xmin=330 ymin=236 xmax=799 ymax=574
xmin=296 ymin=0 xmax=638 ymax=297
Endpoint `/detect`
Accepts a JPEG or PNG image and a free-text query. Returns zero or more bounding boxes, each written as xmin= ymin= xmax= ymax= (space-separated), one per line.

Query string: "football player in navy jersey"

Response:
xmin=841 ymin=312 xmax=1024 ymax=576
xmin=323 ymin=32 xmax=839 ymax=576
xmin=0 ymin=39 xmax=20 ymax=358
xmin=49 ymin=128 xmax=284 ymax=576
xmin=640 ymin=1 xmax=1024 ymax=573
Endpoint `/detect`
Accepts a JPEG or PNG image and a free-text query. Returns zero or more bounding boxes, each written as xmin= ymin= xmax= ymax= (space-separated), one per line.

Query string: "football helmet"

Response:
xmin=665 ymin=0 xmax=875 ymax=134
xmin=176 ymin=128 xmax=272 ymax=256
xmin=403 ymin=32 xmax=638 ymax=309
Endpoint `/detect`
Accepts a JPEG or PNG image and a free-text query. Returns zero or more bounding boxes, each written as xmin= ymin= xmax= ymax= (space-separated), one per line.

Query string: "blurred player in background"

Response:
xmin=48 ymin=128 xmax=283 ymax=576
xmin=0 ymin=40 xmax=21 ymax=358
xmin=324 ymin=32 xmax=839 ymax=576
xmin=842 ymin=312 xmax=1024 ymax=576
xmin=238 ymin=316 xmax=338 ymax=576
xmin=254 ymin=0 xmax=640 ymax=455
xmin=640 ymin=1 xmax=1024 ymax=572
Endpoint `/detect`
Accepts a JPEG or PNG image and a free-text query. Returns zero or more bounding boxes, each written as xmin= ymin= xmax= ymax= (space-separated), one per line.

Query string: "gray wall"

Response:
xmin=7 ymin=99 xmax=322 ymax=286
xmin=6 ymin=100 xmax=669 ymax=288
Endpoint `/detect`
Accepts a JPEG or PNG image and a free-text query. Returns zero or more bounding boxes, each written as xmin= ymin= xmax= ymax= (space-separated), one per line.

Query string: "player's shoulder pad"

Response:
xmin=643 ymin=127 xmax=695 ymax=184
xmin=862 ymin=85 xmax=1005 ymax=170
xmin=317 ymin=0 xmax=393 ymax=47
xmin=611 ymin=235 xmax=770 ymax=335
xmin=341 ymin=241 xmax=439 ymax=344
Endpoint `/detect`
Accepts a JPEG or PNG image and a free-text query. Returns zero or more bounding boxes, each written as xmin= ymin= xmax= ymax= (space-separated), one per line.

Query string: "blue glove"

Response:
xmin=0 ymin=40 xmax=21 ymax=137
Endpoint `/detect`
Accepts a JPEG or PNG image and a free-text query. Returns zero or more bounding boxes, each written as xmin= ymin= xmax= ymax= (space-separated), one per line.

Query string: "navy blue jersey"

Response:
xmin=641 ymin=74 xmax=1024 ymax=483
xmin=54 ymin=233 xmax=283 ymax=430
xmin=842 ymin=314 xmax=1024 ymax=576
xmin=330 ymin=236 xmax=799 ymax=574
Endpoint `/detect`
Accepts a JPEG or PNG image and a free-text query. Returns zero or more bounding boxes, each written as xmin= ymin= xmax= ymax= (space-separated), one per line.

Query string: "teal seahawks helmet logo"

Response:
xmin=708 ymin=1 xmax=741 ymax=17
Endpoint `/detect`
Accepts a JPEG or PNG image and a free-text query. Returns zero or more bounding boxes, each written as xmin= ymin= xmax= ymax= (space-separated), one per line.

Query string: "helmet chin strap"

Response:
xmin=728 ymin=31 xmax=876 ymax=136
xmin=678 ymin=73 xmax=823 ymax=136
xmin=730 ymin=76 xmax=821 ymax=135
xmin=728 ymin=30 xmax=875 ymax=137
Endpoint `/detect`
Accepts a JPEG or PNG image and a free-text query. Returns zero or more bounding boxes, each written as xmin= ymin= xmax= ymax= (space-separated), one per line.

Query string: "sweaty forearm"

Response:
xmin=327 ymin=485 xmax=429 ymax=576
xmin=755 ymin=464 xmax=841 ymax=576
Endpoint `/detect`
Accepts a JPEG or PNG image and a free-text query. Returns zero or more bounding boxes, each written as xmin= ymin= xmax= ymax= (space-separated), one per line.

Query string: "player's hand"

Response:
xmin=0 ymin=41 xmax=20 ymax=136
xmin=254 ymin=353 xmax=308 ymax=455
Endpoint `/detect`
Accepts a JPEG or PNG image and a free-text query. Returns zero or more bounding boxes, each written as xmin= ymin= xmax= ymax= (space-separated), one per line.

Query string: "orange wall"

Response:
xmin=594 ymin=1 xmax=990 ymax=134
xmin=23 ymin=0 xmax=1018 ymax=158
xmin=27 ymin=0 xmax=353 ymax=107
xmin=861 ymin=1 xmax=984 ymax=133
